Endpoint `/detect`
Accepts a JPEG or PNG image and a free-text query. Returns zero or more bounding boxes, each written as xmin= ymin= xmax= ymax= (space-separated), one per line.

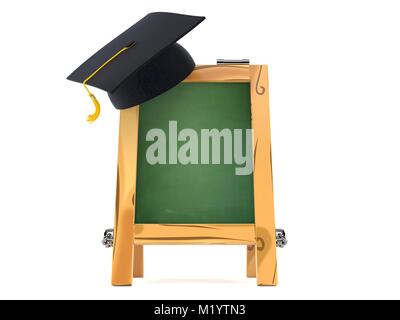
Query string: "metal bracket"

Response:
xmin=276 ymin=229 xmax=288 ymax=248
xmin=102 ymin=228 xmax=287 ymax=248
xmin=101 ymin=229 xmax=114 ymax=248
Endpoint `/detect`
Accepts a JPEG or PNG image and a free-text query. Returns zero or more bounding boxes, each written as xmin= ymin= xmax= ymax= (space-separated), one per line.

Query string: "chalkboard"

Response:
xmin=135 ymin=82 xmax=255 ymax=224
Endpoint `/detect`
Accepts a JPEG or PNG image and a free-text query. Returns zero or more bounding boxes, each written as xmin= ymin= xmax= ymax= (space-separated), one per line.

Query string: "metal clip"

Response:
xmin=102 ymin=229 xmax=114 ymax=248
xmin=217 ymin=59 xmax=250 ymax=65
xmin=276 ymin=229 xmax=288 ymax=248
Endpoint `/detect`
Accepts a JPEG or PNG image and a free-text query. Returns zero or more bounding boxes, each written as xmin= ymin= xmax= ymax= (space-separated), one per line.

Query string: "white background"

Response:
xmin=0 ymin=0 xmax=399 ymax=300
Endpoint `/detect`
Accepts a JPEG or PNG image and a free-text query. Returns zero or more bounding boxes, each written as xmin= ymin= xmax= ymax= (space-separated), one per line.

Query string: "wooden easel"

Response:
xmin=111 ymin=65 xmax=278 ymax=286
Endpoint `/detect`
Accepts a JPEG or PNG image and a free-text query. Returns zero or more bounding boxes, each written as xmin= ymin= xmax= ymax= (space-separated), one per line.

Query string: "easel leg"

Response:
xmin=250 ymin=65 xmax=278 ymax=286
xmin=255 ymin=226 xmax=277 ymax=286
xmin=246 ymin=245 xmax=256 ymax=278
xmin=133 ymin=245 xmax=144 ymax=278
xmin=111 ymin=107 xmax=140 ymax=286
xmin=112 ymin=199 xmax=134 ymax=286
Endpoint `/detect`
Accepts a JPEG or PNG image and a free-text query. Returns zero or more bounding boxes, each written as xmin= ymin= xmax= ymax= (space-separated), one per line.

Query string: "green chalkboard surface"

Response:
xmin=135 ymin=83 xmax=255 ymax=224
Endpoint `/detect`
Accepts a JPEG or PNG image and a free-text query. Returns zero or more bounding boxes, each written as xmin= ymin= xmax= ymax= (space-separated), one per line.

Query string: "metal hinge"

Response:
xmin=101 ymin=229 xmax=114 ymax=248
xmin=102 ymin=228 xmax=287 ymax=248
xmin=276 ymin=229 xmax=288 ymax=248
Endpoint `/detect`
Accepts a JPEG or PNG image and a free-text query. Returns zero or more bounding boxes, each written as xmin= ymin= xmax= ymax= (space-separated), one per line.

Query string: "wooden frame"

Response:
xmin=111 ymin=65 xmax=277 ymax=286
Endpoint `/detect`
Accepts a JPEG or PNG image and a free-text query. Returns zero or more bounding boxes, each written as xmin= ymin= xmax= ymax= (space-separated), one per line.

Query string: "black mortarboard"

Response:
xmin=67 ymin=12 xmax=205 ymax=121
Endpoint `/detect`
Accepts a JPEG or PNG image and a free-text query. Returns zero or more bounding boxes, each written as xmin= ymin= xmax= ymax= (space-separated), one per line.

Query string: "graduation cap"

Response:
xmin=67 ymin=12 xmax=205 ymax=123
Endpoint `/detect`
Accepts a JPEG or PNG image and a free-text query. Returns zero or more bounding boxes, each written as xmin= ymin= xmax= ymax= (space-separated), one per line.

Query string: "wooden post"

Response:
xmin=112 ymin=107 xmax=140 ymax=286
xmin=246 ymin=245 xmax=256 ymax=278
xmin=250 ymin=65 xmax=278 ymax=286
xmin=133 ymin=245 xmax=144 ymax=278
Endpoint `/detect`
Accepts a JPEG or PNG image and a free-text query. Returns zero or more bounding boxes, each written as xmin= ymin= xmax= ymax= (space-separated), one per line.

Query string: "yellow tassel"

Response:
xmin=87 ymin=93 xmax=101 ymax=123
xmin=82 ymin=42 xmax=135 ymax=123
